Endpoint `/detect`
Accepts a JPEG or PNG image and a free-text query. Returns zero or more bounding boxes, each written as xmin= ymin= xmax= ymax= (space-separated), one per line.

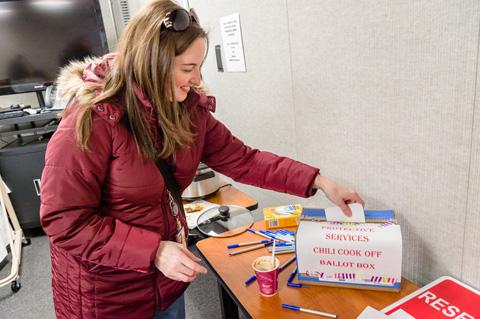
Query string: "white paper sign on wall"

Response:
xmin=219 ymin=13 xmax=246 ymax=72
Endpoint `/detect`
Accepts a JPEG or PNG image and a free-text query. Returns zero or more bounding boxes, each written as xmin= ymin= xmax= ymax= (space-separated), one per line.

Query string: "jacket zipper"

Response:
xmin=154 ymin=275 xmax=160 ymax=311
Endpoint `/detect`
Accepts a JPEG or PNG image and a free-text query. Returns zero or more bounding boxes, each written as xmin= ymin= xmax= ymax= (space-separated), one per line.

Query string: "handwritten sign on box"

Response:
xmin=296 ymin=219 xmax=402 ymax=291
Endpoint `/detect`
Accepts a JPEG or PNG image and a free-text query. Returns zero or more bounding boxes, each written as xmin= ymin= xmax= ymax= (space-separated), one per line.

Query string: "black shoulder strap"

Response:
xmin=155 ymin=157 xmax=184 ymax=210
xmin=119 ymin=116 xmax=185 ymax=214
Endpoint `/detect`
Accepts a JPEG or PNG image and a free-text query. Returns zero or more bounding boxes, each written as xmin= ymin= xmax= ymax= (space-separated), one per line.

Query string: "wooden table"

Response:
xmin=196 ymin=221 xmax=419 ymax=319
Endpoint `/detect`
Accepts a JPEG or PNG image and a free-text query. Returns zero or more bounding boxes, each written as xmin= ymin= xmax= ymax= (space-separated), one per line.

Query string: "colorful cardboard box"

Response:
xmin=296 ymin=208 xmax=402 ymax=291
xmin=263 ymin=204 xmax=302 ymax=229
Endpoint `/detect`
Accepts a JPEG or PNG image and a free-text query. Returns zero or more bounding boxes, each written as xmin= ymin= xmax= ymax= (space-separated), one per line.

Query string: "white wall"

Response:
xmin=187 ymin=0 xmax=480 ymax=289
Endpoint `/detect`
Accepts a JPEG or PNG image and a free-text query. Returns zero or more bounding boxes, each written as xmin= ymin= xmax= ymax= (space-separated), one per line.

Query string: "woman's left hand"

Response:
xmin=314 ymin=175 xmax=364 ymax=217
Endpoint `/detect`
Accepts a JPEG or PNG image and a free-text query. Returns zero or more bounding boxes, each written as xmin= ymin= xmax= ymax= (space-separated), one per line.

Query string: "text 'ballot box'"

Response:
xmin=296 ymin=208 xmax=402 ymax=291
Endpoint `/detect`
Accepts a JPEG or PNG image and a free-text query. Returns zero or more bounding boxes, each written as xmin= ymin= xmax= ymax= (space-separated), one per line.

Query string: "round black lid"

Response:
xmin=196 ymin=205 xmax=254 ymax=238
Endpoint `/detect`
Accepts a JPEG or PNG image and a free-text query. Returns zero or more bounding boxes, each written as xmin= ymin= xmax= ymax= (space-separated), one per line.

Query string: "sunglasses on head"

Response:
xmin=162 ymin=8 xmax=199 ymax=32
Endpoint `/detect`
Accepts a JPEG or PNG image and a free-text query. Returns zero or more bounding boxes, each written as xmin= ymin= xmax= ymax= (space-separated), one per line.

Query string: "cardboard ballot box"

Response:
xmin=296 ymin=208 xmax=402 ymax=291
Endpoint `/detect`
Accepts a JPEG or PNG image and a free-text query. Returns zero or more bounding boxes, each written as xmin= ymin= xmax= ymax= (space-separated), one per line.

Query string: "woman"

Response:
xmin=40 ymin=1 xmax=364 ymax=318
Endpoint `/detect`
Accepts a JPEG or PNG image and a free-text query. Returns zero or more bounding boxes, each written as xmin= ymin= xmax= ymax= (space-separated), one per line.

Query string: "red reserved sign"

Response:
xmin=383 ymin=276 xmax=480 ymax=318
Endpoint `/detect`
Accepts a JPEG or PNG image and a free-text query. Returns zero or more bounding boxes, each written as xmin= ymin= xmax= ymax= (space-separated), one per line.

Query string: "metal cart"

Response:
xmin=0 ymin=174 xmax=25 ymax=292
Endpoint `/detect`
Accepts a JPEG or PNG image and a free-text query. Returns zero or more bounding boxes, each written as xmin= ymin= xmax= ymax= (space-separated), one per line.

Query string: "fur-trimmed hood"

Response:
xmin=54 ymin=53 xmax=116 ymax=110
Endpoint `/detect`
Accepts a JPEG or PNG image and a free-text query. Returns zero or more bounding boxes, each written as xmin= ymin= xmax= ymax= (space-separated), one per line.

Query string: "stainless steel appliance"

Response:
xmin=182 ymin=163 xmax=220 ymax=200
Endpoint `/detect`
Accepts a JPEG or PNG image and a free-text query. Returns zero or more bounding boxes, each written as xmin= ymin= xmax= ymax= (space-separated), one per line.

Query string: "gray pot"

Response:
xmin=182 ymin=163 xmax=220 ymax=200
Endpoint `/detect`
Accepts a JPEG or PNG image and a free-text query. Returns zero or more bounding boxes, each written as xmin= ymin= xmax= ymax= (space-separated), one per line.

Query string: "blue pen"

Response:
xmin=282 ymin=304 xmax=336 ymax=318
xmin=258 ymin=230 xmax=278 ymax=240
xmin=247 ymin=228 xmax=273 ymax=240
xmin=262 ymin=230 xmax=295 ymax=243
xmin=228 ymin=242 xmax=273 ymax=256
xmin=286 ymin=267 xmax=305 ymax=288
xmin=287 ymin=266 xmax=297 ymax=283
xmin=227 ymin=240 xmax=271 ymax=249
xmin=274 ymin=232 xmax=296 ymax=243
xmin=244 ymin=275 xmax=256 ymax=285
xmin=267 ymin=249 xmax=294 ymax=255
xmin=262 ymin=230 xmax=278 ymax=236
xmin=287 ymin=283 xmax=306 ymax=288
xmin=260 ymin=230 xmax=287 ymax=242
xmin=275 ymin=242 xmax=294 ymax=247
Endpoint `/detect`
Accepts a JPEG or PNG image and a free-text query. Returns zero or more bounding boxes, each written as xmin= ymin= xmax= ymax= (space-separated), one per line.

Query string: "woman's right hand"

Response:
xmin=154 ymin=241 xmax=208 ymax=282
xmin=314 ymin=175 xmax=364 ymax=217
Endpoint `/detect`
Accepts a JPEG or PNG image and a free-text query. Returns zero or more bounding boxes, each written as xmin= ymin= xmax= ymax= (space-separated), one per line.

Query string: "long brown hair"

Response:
xmin=71 ymin=0 xmax=207 ymax=161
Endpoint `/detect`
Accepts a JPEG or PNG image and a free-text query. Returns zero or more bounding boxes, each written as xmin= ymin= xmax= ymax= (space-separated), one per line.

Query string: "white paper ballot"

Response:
xmin=325 ymin=203 xmax=365 ymax=223
xmin=357 ymin=307 xmax=390 ymax=319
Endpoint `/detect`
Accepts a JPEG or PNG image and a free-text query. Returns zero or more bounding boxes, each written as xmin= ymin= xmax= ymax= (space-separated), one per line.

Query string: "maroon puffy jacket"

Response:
xmin=40 ymin=55 xmax=319 ymax=319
